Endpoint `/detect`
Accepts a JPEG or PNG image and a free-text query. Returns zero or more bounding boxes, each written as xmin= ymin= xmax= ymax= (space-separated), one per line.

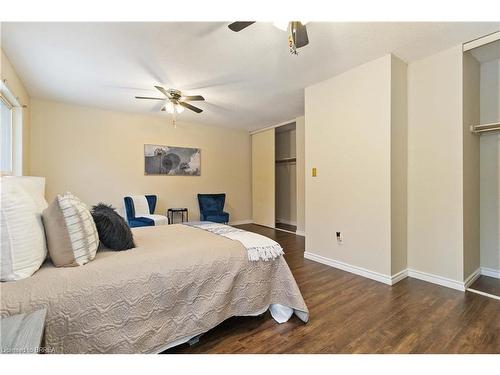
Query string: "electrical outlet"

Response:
xmin=336 ymin=232 xmax=343 ymax=244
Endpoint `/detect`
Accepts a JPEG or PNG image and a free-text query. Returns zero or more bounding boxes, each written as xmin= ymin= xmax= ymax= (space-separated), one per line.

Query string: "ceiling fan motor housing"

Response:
xmin=168 ymin=89 xmax=182 ymax=100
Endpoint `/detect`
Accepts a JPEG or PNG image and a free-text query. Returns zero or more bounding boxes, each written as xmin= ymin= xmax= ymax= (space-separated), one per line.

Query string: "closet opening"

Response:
xmin=465 ymin=38 xmax=500 ymax=300
xmin=275 ymin=122 xmax=297 ymax=233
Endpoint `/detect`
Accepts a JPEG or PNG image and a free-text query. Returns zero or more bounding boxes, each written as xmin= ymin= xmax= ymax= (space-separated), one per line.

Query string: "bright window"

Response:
xmin=1 ymin=96 xmax=13 ymax=174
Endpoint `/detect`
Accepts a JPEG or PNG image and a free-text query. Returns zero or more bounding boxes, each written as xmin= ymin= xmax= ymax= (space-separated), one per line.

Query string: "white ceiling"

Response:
xmin=2 ymin=22 xmax=499 ymax=131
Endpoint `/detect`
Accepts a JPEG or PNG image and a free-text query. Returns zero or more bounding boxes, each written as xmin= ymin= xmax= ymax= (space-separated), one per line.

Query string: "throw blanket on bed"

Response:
xmin=185 ymin=222 xmax=284 ymax=261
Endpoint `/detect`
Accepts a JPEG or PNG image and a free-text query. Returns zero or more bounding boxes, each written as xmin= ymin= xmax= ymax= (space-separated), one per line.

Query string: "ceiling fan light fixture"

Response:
xmin=175 ymin=103 xmax=184 ymax=113
xmin=165 ymin=101 xmax=175 ymax=114
xmin=165 ymin=101 xmax=184 ymax=114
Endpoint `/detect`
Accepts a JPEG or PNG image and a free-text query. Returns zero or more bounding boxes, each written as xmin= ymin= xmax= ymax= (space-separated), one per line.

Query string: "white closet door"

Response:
xmin=252 ymin=129 xmax=275 ymax=227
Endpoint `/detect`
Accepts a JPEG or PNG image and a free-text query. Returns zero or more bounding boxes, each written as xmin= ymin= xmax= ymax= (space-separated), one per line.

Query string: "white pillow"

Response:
xmin=6 ymin=176 xmax=48 ymax=212
xmin=0 ymin=178 xmax=48 ymax=281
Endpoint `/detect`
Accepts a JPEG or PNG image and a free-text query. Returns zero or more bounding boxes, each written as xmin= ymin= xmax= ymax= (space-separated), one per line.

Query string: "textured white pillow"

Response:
xmin=56 ymin=192 xmax=99 ymax=266
xmin=0 ymin=178 xmax=47 ymax=281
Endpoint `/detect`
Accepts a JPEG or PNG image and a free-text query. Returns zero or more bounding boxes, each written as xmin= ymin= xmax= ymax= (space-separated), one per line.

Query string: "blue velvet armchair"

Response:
xmin=124 ymin=195 xmax=168 ymax=228
xmin=197 ymin=193 xmax=229 ymax=224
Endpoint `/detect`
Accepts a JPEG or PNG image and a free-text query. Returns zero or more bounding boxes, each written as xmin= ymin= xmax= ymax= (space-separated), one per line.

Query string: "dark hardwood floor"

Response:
xmin=166 ymin=224 xmax=500 ymax=354
xmin=275 ymin=222 xmax=297 ymax=232
xmin=469 ymin=275 xmax=500 ymax=298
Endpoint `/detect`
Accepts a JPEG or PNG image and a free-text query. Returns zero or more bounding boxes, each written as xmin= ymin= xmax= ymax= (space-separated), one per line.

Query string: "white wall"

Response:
xmin=30 ymin=99 xmax=252 ymax=222
xmin=407 ymin=46 xmax=465 ymax=282
xmin=480 ymin=58 xmax=500 ymax=272
xmin=305 ymin=55 xmax=393 ymax=277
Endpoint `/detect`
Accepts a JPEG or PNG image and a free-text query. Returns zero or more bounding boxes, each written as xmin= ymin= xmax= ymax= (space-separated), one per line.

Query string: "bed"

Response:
xmin=0 ymin=223 xmax=308 ymax=353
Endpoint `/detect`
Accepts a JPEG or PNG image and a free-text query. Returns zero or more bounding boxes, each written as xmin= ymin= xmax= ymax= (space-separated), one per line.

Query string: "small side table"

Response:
xmin=167 ymin=208 xmax=188 ymax=224
xmin=1 ymin=309 xmax=47 ymax=354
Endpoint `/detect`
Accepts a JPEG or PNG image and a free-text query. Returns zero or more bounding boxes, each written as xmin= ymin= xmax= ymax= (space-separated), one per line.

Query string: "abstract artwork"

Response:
xmin=144 ymin=144 xmax=201 ymax=176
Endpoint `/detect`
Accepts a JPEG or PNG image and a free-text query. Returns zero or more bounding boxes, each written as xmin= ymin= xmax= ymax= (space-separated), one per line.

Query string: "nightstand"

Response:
xmin=167 ymin=207 xmax=188 ymax=224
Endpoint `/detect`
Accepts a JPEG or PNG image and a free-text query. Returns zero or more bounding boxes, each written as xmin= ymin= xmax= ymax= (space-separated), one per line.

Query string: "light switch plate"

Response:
xmin=336 ymin=232 xmax=343 ymax=244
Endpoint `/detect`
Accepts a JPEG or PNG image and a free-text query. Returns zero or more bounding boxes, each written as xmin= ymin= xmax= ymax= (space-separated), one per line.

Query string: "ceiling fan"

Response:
xmin=228 ymin=21 xmax=309 ymax=55
xmin=135 ymin=86 xmax=205 ymax=114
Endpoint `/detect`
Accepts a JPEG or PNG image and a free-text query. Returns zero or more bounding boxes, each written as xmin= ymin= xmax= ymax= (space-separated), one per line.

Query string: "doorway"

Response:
xmin=275 ymin=122 xmax=297 ymax=233
xmin=465 ymin=38 xmax=500 ymax=299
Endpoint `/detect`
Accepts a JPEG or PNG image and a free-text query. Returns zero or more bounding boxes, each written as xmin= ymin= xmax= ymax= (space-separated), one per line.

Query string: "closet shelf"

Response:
xmin=275 ymin=157 xmax=297 ymax=164
xmin=470 ymin=122 xmax=500 ymax=134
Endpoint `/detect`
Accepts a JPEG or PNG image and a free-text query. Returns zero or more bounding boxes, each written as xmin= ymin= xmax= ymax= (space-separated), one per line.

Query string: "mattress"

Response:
xmin=0 ymin=224 xmax=308 ymax=353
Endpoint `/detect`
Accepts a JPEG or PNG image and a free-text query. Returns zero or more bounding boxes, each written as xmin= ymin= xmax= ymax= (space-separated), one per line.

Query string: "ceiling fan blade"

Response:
xmin=182 ymin=95 xmax=205 ymax=101
xmin=154 ymin=85 xmax=171 ymax=97
xmin=179 ymin=101 xmax=203 ymax=113
xmin=291 ymin=21 xmax=309 ymax=48
xmin=135 ymin=96 xmax=165 ymax=100
xmin=228 ymin=22 xmax=255 ymax=32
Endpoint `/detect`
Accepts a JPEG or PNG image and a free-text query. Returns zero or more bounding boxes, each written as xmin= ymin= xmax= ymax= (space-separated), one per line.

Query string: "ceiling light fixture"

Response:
xmin=135 ymin=86 xmax=205 ymax=127
xmin=164 ymin=101 xmax=184 ymax=114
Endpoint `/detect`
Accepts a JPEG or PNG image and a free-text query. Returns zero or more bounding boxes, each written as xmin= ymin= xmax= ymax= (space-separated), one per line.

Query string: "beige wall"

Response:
xmin=462 ymin=52 xmax=481 ymax=279
xmin=407 ymin=46 xmax=464 ymax=281
xmin=30 ymin=99 xmax=252 ymax=222
xmin=296 ymin=116 xmax=306 ymax=234
xmin=1 ymin=49 xmax=30 ymax=175
xmin=390 ymin=55 xmax=408 ymax=275
xmin=480 ymin=58 xmax=500 ymax=272
xmin=305 ymin=55 xmax=393 ymax=276
xmin=251 ymin=129 xmax=275 ymax=227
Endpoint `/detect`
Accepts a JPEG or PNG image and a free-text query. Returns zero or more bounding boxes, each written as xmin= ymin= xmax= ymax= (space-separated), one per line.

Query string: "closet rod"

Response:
xmin=470 ymin=122 xmax=500 ymax=134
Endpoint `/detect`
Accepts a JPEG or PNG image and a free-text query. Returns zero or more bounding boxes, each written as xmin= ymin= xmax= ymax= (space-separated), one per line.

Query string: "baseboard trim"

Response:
xmin=274 ymin=227 xmax=297 ymax=235
xmin=275 ymin=218 xmax=297 ymax=226
xmin=466 ymin=288 xmax=500 ymax=300
xmin=407 ymin=269 xmax=465 ymax=291
xmin=391 ymin=269 xmax=408 ymax=285
xmin=480 ymin=267 xmax=500 ymax=279
xmin=464 ymin=268 xmax=481 ymax=288
xmin=302 ymin=252 xmax=488 ymax=292
xmin=229 ymin=219 xmax=253 ymax=226
xmin=304 ymin=252 xmax=394 ymax=285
